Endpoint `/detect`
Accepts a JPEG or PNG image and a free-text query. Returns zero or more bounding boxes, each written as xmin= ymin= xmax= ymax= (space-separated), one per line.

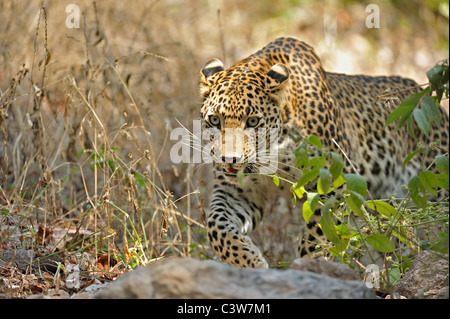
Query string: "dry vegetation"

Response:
xmin=0 ymin=0 xmax=448 ymax=298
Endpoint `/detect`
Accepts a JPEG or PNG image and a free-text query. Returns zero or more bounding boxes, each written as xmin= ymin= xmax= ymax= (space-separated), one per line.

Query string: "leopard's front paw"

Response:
xmin=208 ymin=230 xmax=268 ymax=268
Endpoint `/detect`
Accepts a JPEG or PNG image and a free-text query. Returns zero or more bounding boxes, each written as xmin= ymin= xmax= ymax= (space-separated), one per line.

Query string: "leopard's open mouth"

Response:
xmin=225 ymin=167 xmax=240 ymax=174
xmin=221 ymin=164 xmax=255 ymax=177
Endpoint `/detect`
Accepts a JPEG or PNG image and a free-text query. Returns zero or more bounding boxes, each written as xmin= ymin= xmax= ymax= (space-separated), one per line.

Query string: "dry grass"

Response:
xmin=0 ymin=0 xmax=448 ymax=297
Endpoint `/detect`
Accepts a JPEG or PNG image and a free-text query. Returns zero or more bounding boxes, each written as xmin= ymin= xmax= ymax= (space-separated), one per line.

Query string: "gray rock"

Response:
xmin=290 ymin=258 xmax=361 ymax=281
xmin=0 ymin=249 xmax=33 ymax=268
xmin=393 ymin=250 xmax=449 ymax=299
xmin=96 ymin=257 xmax=376 ymax=299
xmin=71 ymin=280 xmax=112 ymax=299
xmin=0 ymin=249 xmax=62 ymax=273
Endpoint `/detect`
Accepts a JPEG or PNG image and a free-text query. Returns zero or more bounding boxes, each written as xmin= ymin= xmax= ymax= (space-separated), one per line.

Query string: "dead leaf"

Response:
xmin=29 ymin=282 xmax=44 ymax=293
xmin=96 ymin=254 xmax=109 ymax=271
xmin=38 ymin=49 xmax=51 ymax=68
xmin=0 ymin=191 xmax=8 ymax=204
xmin=42 ymin=272 xmax=54 ymax=283
xmin=37 ymin=224 xmax=53 ymax=245
xmin=123 ymin=236 xmax=131 ymax=263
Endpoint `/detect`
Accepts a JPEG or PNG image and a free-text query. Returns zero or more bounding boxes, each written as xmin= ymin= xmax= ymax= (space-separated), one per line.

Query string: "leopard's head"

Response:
xmin=199 ymin=58 xmax=290 ymax=178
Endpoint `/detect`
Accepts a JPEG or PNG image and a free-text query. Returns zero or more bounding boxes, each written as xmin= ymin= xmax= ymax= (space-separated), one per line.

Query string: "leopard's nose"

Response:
xmin=221 ymin=156 xmax=243 ymax=164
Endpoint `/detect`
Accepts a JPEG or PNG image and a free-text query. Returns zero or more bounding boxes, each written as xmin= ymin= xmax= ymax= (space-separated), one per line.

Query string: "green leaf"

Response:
xmin=332 ymin=174 xmax=346 ymax=189
xmin=336 ymin=223 xmax=351 ymax=239
xmin=396 ymin=109 xmax=413 ymax=130
xmin=427 ymin=63 xmax=449 ymax=104
xmin=420 ymin=95 xmax=441 ymax=129
xmin=389 ymin=267 xmax=402 ymax=284
xmin=346 ymin=190 xmax=366 ymax=217
xmin=407 ymin=112 xmax=417 ymax=140
xmin=403 ymin=148 xmax=422 ymax=168
xmin=302 ymin=200 xmax=314 ymax=223
xmin=329 ymin=152 xmax=344 ymax=180
xmin=296 ymin=168 xmax=320 ymax=188
xmin=426 ymin=64 xmax=447 ymax=86
xmin=344 ymin=174 xmax=367 ymax=198
xmin=435 ymin=155 xmax=449 ymax=176
xmin=344 ymin=174 xmax=367 ymax=216
xmin=295 ymin=147 xmax=309 ymax=169
xmin=430 ymin=231 xmax=449 ymax=254
xmin=366 ymin=200 xmax=396 ymax=219
xmin=320 ymin=197 xmax=340 ymax=245
xmin=385 ymin=90 xmax=426 ymax=127
xmin=307 ymin=192 xmax=320 ymax=212
xmin=303 ymin=192 xmax=320 ymax=223
xmin=309 ymin=156 xmax=326 ymax=170
xmin=366 ymin=233 xmax=396 ymax=253
xmin=294 ymin=187 xmax=305 ymax=199
xmin=408 ymin=175 xmax=427 ymax=208
xmin=308 ymin=135 xmax=322 ymax=150
xmin=426 ymin=64 xmax=449 ymax=100
xmin=291 ymin=183 xmax=305 ymax=199
xmin=329 ymin=238 xmax=350 ymax=256
xmin=317 ymin=168 xmax=333 ymax=194
xmin=413 ymin=108 xmax=431 ymax=137
xmin=435 ymin=174 xmax=449 ymax=190
xmin=418 ymin=171 xmax=439 ymax=197
xmin=237 ymin=170 xmax=244 ymax=187
xmin=272 ymin=175 xmax=280 ymax=187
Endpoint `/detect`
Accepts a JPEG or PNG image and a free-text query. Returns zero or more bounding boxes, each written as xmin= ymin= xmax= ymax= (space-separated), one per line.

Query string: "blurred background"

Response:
xmin=0 ymin=0 xmax=449 ymax=273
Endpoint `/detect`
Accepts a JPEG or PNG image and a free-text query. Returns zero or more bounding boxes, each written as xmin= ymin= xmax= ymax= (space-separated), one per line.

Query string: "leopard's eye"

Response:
xmin=209 ymin=115 xmax=221 ymax=127
xmin=246 ymin=116 xmax=260 ymax=128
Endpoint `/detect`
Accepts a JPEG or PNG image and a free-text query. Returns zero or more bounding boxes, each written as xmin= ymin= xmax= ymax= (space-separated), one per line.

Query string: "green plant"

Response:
xmin=270 ymin=60 xmax=449 ymax=293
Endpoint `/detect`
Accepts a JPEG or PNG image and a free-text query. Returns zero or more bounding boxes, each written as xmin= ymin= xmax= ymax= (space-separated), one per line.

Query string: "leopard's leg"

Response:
xmin=298 ymin=209 xmax=329 ymax=258
xmin=206 ymin=181 xmax=268 ymax=268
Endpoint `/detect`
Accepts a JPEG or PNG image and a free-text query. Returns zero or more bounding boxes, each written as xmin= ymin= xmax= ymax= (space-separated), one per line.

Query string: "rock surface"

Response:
xmin=96 ymin=257 xmax=376 ymax=299
xmin=393 ymin=250 xmax=449 ymax=299
xmin=0 ymin=248 xmax=63 ymax=273
xmin=290 ymin=258 xmax=361 ymax=281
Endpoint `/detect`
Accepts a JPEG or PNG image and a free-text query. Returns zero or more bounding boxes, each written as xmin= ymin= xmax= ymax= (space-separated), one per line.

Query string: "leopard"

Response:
xmin=198 ymin=37 xmax=449 ymax=268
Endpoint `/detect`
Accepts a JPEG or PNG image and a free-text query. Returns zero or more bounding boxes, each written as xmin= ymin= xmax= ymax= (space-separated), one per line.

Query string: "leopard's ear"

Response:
xmin=200 ymin=59 xmax=225 ymax=97
xmin=266 ymin=63 xmax=289 ymax=91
